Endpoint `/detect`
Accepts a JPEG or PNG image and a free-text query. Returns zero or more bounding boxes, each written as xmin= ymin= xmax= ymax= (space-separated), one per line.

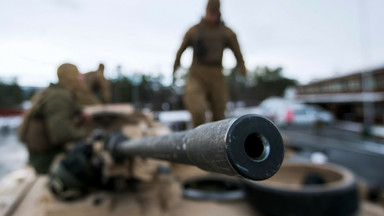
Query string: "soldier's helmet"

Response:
xmin=57 ymin=63 xmax=82 ymax=91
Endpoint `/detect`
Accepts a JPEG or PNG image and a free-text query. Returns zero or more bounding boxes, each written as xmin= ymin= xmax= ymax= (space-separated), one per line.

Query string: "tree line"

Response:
xmin=0 ymin=78 xmax=23 ymax=108
xmin=0 ymin=66 xmax=297 ymax=110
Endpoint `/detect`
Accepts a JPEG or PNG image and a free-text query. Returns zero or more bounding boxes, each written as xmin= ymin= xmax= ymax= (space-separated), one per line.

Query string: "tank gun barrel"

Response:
xmin=108 ymin=114 xmax=284 ymax=181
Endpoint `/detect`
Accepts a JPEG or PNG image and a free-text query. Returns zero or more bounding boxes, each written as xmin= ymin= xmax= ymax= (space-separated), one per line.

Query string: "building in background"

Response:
xmin=296 ymin=66 xmax=384 ymax=124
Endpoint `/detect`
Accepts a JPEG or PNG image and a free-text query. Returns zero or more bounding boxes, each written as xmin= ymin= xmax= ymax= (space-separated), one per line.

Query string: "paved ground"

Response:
xmin=332 ymin=121 xmax=384 ymax=140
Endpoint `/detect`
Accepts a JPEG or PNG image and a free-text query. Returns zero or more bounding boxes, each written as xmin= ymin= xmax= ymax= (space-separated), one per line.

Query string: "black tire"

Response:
xmin=243 ymin=162 xmax=359 ymax=216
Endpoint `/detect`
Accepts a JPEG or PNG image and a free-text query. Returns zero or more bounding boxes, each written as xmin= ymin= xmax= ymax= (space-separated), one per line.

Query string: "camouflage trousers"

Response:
xmin=184 ymin=65 xmax=228 ymax=127
xmin=28 ymin=147 xmax=64 ymax=174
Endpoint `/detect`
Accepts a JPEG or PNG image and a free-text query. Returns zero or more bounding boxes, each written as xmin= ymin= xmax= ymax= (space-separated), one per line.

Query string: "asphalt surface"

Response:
xmin=281 ymin=124 xmax=384 ymax=189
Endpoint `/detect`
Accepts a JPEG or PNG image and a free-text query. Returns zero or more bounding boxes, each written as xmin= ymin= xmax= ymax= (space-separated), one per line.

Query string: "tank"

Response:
xmin=0 ymin=104 xmax=383 ymax=216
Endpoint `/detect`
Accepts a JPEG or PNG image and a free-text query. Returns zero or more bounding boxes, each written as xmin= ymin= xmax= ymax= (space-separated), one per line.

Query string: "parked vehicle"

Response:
xmin=258 ymin=98 xmax=334 ymax=127
xmin=289 ymin=104 xmax=334 ymax=126
xmin=230 ymin=97 xmax=334 ymax=127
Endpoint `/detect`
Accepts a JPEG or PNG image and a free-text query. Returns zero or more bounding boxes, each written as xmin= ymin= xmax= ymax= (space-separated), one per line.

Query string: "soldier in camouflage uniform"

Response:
xmin=18 ymin=63 xmax=88 ymax=174
xmin=70 ymin=63 xmax=111 ymax=106
xmin=173 ymin=0 xmax=246 ymax=127
xmin=74 ymin=63 xmax=110 ymax=106
xmin=83 ymin=63 xmax=111 ymax=104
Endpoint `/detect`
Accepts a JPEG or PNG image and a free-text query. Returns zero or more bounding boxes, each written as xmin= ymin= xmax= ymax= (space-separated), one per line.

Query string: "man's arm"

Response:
xmin=44 ymin=92 xmax=86 ymax=145
xmin=174 ymin=28 xmax=193 ymax=75
xmin=226 ymin=28 xmax=247 ymax=76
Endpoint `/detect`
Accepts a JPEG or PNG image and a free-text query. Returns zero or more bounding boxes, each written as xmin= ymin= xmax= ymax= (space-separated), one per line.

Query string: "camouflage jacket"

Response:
xmin=19 ymin=84 xmax=86 ymax=150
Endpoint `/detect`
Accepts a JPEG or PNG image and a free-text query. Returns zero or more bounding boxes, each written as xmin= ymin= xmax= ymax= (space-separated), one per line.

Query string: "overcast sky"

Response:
xmin=1 ymin=0 xmax=383 ymax=87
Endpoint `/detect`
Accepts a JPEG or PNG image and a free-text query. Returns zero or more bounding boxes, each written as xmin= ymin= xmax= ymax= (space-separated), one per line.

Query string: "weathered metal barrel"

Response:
xmin=109 ymin=114 xmax=284 ymax=180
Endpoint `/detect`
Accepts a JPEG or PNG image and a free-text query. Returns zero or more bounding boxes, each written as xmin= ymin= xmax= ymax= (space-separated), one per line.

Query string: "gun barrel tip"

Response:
xmin=227 ymin=114 xmax=284 ymax=180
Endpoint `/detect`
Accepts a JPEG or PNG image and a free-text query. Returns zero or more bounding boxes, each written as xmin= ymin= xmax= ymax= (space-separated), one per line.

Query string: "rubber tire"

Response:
xmin=242 ymin=162 xmax=359 ymax=216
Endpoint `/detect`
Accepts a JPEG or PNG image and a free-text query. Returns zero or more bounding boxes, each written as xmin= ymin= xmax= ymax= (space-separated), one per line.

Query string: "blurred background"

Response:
xmin=0 ymin=0 xmax=384 ymax=203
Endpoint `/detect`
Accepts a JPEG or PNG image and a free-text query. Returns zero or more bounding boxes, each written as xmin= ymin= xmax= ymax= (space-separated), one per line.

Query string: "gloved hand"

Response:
xmin=172 ymin=62 xmax=181 ymax=85
xmin=237 ymin=64 xmax=247 ymax=76
xmin=173 ymin=62 xmax=180 ymax=77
